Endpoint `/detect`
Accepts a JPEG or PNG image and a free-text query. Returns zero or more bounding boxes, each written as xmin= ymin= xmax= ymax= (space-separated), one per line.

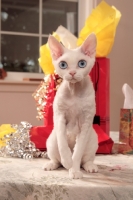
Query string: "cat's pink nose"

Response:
xmin=69 ymin=71 xmax=76 ymax=77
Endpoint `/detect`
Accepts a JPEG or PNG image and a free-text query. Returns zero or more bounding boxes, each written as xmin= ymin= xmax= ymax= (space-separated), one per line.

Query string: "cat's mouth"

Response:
xmin=69 ymin=77 xmax=80 ymax=83
xmin=64 ymin=75 xmax=82 ymax=83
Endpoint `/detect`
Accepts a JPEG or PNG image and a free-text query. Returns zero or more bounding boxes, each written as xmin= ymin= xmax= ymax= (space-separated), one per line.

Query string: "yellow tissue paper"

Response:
xmin=38 ymin=32 xmax=60 ymax=75
xmin=77 ymin=1 xmax=121 ymax=57
xmin=0 ymin=124 xmax=16 ymax=147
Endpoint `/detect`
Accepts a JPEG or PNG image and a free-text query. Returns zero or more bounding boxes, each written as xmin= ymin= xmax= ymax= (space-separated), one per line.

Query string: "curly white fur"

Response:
xmin=43 ymin=34 xmax=98 ymax=179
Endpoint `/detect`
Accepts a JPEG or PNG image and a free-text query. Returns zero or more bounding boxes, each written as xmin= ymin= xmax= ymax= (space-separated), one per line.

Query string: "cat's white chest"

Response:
xmin=63 ymin=95 xmax=83 ymax=126
xmin=64 ymin=96 xmax=81 ymax=149
xmin=63 ymin=94 xmax=82 ymax=115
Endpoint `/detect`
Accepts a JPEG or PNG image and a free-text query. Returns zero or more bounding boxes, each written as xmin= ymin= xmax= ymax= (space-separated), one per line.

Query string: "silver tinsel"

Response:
xmin=0 ymin=121 xmax=47 ymax=159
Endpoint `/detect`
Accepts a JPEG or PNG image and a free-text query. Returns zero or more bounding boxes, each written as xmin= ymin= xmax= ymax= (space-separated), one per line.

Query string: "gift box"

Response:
xmin=30 ymin=124 xmax=113 ymax=154
xmin=90 ymin=57 xmax=110 ymax=135
xmin=118 ymin=109 xmax=133 ymax=154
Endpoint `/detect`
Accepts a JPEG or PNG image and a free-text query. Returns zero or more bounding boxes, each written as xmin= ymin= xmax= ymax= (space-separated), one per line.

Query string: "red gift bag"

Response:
xmin=90 ymin=57 xmax=110 ymax=135
xmin=30 ymin=126 xmax=53 ymax=151
xmin=93 ymin=124 xmax=113 ymax=153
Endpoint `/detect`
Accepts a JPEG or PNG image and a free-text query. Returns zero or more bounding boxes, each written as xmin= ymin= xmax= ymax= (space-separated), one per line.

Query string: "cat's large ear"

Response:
xmin=81 ymin=33 xmax=97 ymax=57
xmin=48 ymin=35 xmax=64 ymax=60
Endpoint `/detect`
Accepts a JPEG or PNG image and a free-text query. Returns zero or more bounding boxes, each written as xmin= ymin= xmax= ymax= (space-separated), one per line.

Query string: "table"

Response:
xmin=0 ymin=154 xmax=133 ymax=200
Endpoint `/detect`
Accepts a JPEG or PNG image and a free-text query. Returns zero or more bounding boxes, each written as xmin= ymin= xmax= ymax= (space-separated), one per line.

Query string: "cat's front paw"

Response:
xmin=69 ymin=168 xmax=83 ymax=179
xmin=82 ymin=161 xmax=98 ymax=173
xmin=42 ymin=161 xmax=60 ymax=171
xmin=61 ymin=157 xmax=72 ymax=170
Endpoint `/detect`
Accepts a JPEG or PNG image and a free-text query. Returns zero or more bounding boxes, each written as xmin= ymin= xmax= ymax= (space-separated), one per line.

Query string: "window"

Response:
xmin=0 ymin=0 xmax=78 ymax=75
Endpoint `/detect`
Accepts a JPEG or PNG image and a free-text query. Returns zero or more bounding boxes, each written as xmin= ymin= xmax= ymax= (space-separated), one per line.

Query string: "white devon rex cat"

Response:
xmin=43 ymin=33 xmax=98 ymax=179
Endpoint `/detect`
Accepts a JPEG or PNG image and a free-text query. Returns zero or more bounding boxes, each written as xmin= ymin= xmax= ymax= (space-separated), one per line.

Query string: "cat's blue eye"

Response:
xmin=78 ymin=60 xmax=87 ymax=68
xmin=59 ymin=61 xmax=68 ymax=69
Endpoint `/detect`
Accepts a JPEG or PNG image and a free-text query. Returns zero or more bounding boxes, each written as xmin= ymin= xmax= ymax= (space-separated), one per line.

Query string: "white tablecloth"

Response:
xmin=0 ymin=154 xmax=133 ymax=200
